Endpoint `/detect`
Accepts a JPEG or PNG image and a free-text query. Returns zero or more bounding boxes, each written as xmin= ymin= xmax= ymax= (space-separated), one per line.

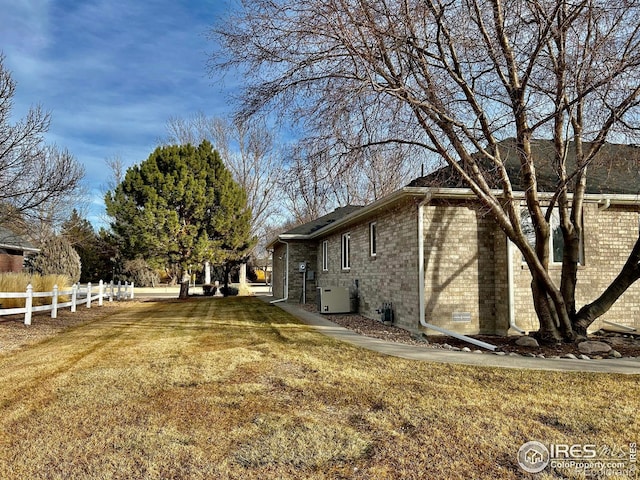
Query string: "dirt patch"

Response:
xmin=301 ymin=305 xmax=640 ymax=359
xmin=0 ymin=301 xmax=124 ymax=355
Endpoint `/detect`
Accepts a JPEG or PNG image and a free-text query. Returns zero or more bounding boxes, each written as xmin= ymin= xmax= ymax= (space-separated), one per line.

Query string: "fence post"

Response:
xmin=117 ymin=281 xmax=122 ymax=301
xmin=98 ymin=280 xmax=104 ymax=306
xmin=130 ymin=282 xmax=135 ymax=299
xmin=109 ymin=281 xmax=114 ymax=302
xmin=71 ymin=284 xmax=77 ymax=312
xmin=86 ymin=282 xmax=92 ymax=309
xmin=24 ymin=284 xmax=33 ymax=326
xmin=51 ymin=285 xmax=58 ymax=319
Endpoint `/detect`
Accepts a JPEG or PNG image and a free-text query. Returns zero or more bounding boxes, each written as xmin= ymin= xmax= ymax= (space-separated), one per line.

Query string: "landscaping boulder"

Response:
xmin=515 ymin=336 xmax=540 ymax=348
xmin=578 ymin=341 xmax=612 ymax=355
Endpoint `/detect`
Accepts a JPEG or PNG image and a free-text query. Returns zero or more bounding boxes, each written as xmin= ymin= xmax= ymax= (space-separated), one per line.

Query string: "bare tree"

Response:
xmin=0 ymin=55 xmax=84 ymax=227
xmin=211 ymin=0 xmax=640 ymax=342
xmin=280 ymin=136 xmax=421 ymax=226
xmin=164 ymin=114 xmax=283 ymax=245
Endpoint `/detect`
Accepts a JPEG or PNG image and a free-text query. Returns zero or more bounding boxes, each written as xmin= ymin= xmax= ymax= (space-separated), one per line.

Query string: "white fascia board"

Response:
xmin=0 ymin=243 xmax=40 ymax=253
xmin=306 ymin=187 xmax=429 ymax=240
xmin=270 ymin=187 xmax=640 ymax=245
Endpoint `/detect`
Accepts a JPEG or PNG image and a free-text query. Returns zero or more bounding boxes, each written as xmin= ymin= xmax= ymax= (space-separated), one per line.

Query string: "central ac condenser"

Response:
xmin=317 ymin=286 xmax=351 ymax=314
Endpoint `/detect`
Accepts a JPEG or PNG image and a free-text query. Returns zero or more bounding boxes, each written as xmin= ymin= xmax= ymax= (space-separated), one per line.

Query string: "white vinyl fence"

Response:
xmin=0 ymin=280 xmax=135 ymax=325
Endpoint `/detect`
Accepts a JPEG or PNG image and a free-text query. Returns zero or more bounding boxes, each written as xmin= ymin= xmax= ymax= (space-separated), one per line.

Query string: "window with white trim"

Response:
xmin=322 ymin=240 xmax=328 ymax=271
xmin=520 ymin=207 xmax=583 ymax=264
xmin=341 ymin=232 xmax=351 ymax=270
xmin=369 ymin=222 xmax=377 ymax=257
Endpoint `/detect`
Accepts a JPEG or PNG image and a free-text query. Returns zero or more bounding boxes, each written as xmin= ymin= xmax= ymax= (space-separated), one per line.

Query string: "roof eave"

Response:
xmin=267 ymin=187 xmax=640 ymax=248
xmin=306 ymin=187 xmax=428 ymax=239
xmin=0 ymin=243 xmax=40 ymax=253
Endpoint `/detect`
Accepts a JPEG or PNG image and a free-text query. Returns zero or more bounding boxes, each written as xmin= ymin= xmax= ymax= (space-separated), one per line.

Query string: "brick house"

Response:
xmin=0 ymin=227 xmax=39 ymax=273
xmin=268 ymin=140 xmax=640 ymax=336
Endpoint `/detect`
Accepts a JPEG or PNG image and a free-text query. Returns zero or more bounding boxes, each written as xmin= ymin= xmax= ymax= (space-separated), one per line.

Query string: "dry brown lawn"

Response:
xmin=0 ymin=297 xmax=637 ymax=479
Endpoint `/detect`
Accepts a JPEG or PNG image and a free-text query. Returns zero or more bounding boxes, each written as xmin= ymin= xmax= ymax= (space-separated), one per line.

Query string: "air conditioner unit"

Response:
xmin=317 ymin=286 xmax=351 ymax=314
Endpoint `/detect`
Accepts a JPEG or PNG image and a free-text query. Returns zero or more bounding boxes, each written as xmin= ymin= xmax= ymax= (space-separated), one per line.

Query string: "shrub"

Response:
xmin=238 ymin=283 xmax=253 ymax=296
xmin=203 ymin=284 xmax=217 ymax=296
xmin=0 ymin=273 xmax=71 ymax=308
xmin=30 ymin=236 xmax=81 ymax=283
xmin=221 ymin=286 xmax=239 ymax=296
xmin=121 ymin=258 xmax=159 ymax=287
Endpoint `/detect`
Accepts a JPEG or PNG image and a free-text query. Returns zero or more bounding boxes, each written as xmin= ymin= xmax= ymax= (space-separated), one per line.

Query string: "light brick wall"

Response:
xmin=273 ymin=198 xmax=640 ymax=336
xmin=271 ymin=243 xmax=287 ymax=300
xmin=272 ymin=241 xmax=318 ymax=304
xmin=316 ymin=199 xmax=420 ymax=330
xmin=421 ymin=200 xmax=507 ymax=335
xmin=513 ymin=203 xmax=640 ymax=332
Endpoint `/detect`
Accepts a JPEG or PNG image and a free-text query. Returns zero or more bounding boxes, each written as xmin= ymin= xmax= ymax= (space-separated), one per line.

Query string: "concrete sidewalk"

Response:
xmin=267 ymin=300 xmax=640 ymax=375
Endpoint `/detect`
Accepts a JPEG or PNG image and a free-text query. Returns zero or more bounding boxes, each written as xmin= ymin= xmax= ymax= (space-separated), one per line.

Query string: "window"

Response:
xmin=520 ymin=207 xmax=583 ymax=264
xmin=369 ymin=222 xmax=377 ymax=257
xmin=322 ymin=240 xmax=328 ymax=271
xmin=341 ymin=232 xmax=351 ymax=270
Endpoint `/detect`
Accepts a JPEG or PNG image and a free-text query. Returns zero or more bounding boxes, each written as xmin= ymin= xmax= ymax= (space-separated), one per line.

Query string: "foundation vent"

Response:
xmin=452 ymin=312 xmax=472 ymax=323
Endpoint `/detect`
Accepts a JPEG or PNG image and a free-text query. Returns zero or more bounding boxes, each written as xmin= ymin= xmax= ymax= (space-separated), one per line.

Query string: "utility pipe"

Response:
xmin=270 ymin=239 xmax=289 ymax=304
xmin=417 ymin=194 xmax=498 ymax=351
xmin=602 ymin=320 xmax=637 ymax=332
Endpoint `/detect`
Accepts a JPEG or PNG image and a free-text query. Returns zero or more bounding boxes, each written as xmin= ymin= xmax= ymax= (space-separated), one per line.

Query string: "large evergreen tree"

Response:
xmin=105 ymin=141 xmax=254 ymax=298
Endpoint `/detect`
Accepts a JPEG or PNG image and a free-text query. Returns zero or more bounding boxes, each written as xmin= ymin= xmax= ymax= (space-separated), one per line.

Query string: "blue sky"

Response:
xmin=0 ymin=0 xmax=239 ymax=227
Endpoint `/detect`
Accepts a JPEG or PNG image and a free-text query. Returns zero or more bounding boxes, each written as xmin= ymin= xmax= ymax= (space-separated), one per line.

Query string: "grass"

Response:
xmin=0 ymin=297 xmax=637 ymax=479
xmin=0 ymin=273 xmax=71 ymax=308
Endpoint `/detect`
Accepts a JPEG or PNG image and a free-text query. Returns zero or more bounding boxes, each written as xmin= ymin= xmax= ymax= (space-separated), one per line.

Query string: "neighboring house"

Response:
xmin=267 ymin=140 xmax=640 ymax=336
xmin=0 ymin=226 xmax=39 ymax=273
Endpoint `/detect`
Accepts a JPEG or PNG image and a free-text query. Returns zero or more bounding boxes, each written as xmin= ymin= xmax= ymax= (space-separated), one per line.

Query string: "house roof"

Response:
xmin=409 ymin=138 xmax=640 ymax=195
xmin=0 ymin=226 xmax=39 ymax=253
xmin=269 ymin=139 xmax=640 ymax=246
xmin=267 ymin=206 xmax=364 ymax=249
xmin=283 ymin=206 xmax=364 ymax=236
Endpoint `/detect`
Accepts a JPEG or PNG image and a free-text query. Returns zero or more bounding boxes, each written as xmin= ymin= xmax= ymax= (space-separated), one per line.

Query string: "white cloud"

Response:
xmin=0 ymin=0 xmax=243 ymax=226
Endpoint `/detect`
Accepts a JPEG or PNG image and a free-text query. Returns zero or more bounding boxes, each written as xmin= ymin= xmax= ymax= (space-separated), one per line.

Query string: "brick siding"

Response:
xmin=314 ymin=199 xmax=420 ymax=329
xmin=274 ymin=197 xmax=640 ymax=336
xmin=513 ymin=203 xmax=640 ymax=332
xmin=0 ymin=252 xmax=25 ymax=273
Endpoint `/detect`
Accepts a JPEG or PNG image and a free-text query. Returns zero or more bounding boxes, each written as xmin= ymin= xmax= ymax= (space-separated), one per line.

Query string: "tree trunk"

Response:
xmin=531 ymin=277 xmax=563 ymax=343
xmin=223 ymin=263 xmax=231 ymax=297
xmin=178 ymin=270 xmax=190 ymax=299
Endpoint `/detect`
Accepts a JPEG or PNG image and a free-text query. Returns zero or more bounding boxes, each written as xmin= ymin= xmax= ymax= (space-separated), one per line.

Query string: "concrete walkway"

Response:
xmin=268 ymin=300 xmax=640 ymax=375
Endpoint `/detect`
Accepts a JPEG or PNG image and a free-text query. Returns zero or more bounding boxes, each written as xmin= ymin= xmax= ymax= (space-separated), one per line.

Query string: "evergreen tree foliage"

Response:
xmin=30 ymin=235 xmax=82 ymax=283
xmin=105 ymin=141 xmax=255 ymax=297
xmin=61 ymin=209 xmax=102 ymax=282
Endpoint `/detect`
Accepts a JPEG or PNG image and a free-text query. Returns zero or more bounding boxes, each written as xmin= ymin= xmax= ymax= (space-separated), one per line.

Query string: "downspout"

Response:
xmin=418 ymin=194 xmax=498 ymax=351
xmin=598 ymin=197 xmax=611 ymax=211
xmin=506 ymin=238 xmax=526 ymax=334
xmin=270 ymin=239 xmax=289 ymax=304
xmin=418 ymin=195 xmax=429 ymax=329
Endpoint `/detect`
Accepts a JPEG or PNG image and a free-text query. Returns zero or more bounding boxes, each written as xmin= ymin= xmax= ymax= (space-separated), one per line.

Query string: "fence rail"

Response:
xmin=0 ymin=281 xmax=135 ymax=325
